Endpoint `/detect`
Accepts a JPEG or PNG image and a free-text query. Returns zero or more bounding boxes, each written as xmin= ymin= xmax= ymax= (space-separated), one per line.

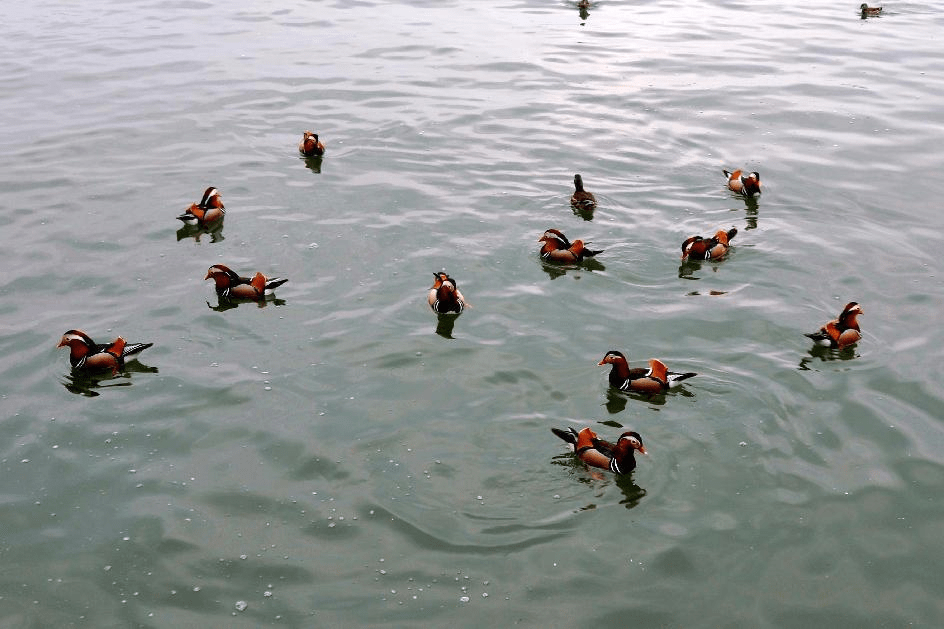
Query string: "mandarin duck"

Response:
xmin=428 ymin=271 xmax=467 ymax=314
xmin=805 ymin=302 xmax=863 ymax=348
xmin=681 ymin=227 xmax=738 ymax=261
xmin=723 ymin=169 xmax=761 ymax=197
xmin=552 ymin=426 xmax=646 ymax=475
xmin=860 ymin=4 xmax=882 ymax=17
xmin=205 ymin=264 xmax=288 ymax=301
xmin=177 ymin=187 xmax=225 ymax=226
xmin=58 ymin=330 xmax=153 ymax=373
xmin=539 ymin=229 xmax=603 ymax=263
xmin=599 ymin=350 xmax=696 ymax=394
xmin=299 ymin=131 xmax=325 ymax=157
xmin=570 ymin=174 xmax=597 ymax=211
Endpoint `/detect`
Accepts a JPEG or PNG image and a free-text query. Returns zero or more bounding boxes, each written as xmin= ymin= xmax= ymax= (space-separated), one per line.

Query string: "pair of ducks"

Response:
xmin=574 ymin=169 xmax=760 ymax=204
xmin=426 ymin=229 xmax=606 ymax=315
xmin=176 ymin=188 xmax=291 ymax=298
xmin=722 ymin=169 xmax=863 ymax=348
xmin=554 ymin=302 xmax=864 ymax=476
xmin=682 ymin=170 xmax=757 ymax=260
xmin=552 ymin=351 xmax=693 ymax=474
xmin=59 ymin=264 xmax=288 ymax=374
xmin=596 ymin=296 xmax=860 ymax=380
xmin=177 ymin=132 xmax=324 ymax=227
xmin=176 ymin=131 xmax=326 ymax=228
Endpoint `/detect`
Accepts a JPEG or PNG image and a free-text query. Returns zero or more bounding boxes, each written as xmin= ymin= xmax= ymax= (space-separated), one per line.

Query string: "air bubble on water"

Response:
xmin=235 ymin=601 xmax=248 ymax=612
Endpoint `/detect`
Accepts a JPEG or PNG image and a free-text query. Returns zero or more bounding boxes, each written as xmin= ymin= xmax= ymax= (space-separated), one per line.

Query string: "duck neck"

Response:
xmin=609 ymin=358 xmax=630 ymax=382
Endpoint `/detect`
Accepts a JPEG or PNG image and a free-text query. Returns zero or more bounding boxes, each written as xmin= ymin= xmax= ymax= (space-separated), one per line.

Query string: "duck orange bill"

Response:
xmin=637 ymin=445 xmax=647 ymax=455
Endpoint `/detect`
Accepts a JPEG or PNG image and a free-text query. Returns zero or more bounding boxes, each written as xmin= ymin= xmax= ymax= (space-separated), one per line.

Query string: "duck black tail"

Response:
xmin=666 ymin=372 xmax=697 ymax=387
xmin=551 ymin=427 xmax=579 ymax=445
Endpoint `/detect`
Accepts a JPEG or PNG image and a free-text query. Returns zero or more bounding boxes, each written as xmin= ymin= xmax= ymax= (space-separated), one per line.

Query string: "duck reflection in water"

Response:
xmin=798 ymin=344 xmax=859 ymax=370
xmin=541 ymin=257 xmax=605 ymax=280
xmin=617 ymin=475 xmax=648 ymax=509
xmin=576 ymin=1 xmax=591 ymax=23
xmin=62 ymin=361 xmax=158 ymax=397
xmin=302 ymin=155 xmax=323 ymax=174
xmin=551 ymin=470 xmax=648 ymax=511
xmin=678 ymin=258 xmax=727 ymax=280
xmin=604 ymin=388 xmax=629 ymax=414
xmin=176 ymin=222 xmax=225 ymax=244
xmin=742 ymin=199 xmax=759 ymax=230
xmin=572 ymin=203 xmax=595 ymax=221
xmin=207 ymin=296 xmax=286 ymax=312
xmin=604 ymin=386 xmax=686 ymax=414
xmin=435 ymin=314 xmax=458 ymax=339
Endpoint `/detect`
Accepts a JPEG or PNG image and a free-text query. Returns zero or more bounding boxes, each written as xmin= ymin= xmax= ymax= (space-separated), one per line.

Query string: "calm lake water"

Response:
xmin=1 ymin=0 xmax=943 ymax=627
